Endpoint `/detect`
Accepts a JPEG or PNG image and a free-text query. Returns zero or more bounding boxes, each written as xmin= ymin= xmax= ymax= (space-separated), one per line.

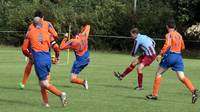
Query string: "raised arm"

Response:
xmin=80 ymin=25 xmax=90 ymax=38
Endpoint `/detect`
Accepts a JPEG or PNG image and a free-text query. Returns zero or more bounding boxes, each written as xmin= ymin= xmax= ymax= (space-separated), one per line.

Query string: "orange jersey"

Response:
xmin=22 ymin=26 xmax=54 ymax=57
xmin=60 ymin=25 xmax=90 ymax=56
xmin=27 ymin=20 xmax=58 ymax=40
xmin=160 ymin=31 xmax=185 ymax=55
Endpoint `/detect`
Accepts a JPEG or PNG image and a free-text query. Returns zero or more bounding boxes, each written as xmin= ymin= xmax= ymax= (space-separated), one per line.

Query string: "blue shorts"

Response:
xmin=34 ymin=61 xmax=51 ymax=80
xmin=160 ymin=52 xmax=184 ymax=71
xmin=71 ymin=58 xmax=89 ymax=74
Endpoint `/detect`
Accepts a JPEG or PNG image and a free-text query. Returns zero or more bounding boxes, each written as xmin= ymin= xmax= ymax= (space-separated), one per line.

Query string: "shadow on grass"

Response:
xmin=97 ymin=84 xmax=132 ymax=90
xmin=0 ymin=85 xmax=38 ymax=92
xmin=119 ymin=94 xmax=146 ymax=100
xmin=0 ymin=98 xmax=37 ymax=107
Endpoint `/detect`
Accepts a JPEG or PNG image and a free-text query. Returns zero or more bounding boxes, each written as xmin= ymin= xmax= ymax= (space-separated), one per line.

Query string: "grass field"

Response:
xmin=0 ymin=46 xmax=200 ymax=112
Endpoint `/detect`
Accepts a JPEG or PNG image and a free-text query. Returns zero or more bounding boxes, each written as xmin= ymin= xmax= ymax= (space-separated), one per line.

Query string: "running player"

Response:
xmin=19 ymin=10 xmax=59 ymax=89
xmin=60 ymin=24 xmax=90 ymax=89
xmin=114 ymin=28 xmax=156 ymax=90
xmin=21 ymin=17 xmax=67 ymax=107
xmin=146 ymin=19 xmax=198 ymax=104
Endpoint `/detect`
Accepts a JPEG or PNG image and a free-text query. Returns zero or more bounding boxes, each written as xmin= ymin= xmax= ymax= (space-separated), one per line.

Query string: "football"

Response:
xmin=51 ymin=55 xmax=56 ymax=64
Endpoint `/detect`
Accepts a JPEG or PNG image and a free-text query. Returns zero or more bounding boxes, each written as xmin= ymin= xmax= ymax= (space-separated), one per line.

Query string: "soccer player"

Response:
xmin=19 ymin=10 xmax=59 ymax=89
xmin=21 ymin=17 xmax=67 ymax=107
xmin=146 ymin=19 xmax=198 ymax=104
xmin=60 ymin=24 xmax=90 ymax=89
xmin=114 ymin=28 xmax=156 ymax=90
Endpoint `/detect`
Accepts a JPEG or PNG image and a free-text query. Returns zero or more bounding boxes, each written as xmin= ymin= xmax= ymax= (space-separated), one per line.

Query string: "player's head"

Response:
xmin=34 ymin=10 xmax=44 ymax=19
xmin=166 ymin=19 xmax=176 ymax=30
xmin=33 ymin=17 xmax=42 ymax=28
xmin=130 ymin=28 xmax=139 ymax=39
xmin=71 ymin=27 xmax=80 ymax=38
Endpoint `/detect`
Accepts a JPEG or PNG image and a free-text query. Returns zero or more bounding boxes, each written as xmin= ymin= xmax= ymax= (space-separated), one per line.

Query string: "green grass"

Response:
xmin=0 ymin=46 xmax=200 ymax=112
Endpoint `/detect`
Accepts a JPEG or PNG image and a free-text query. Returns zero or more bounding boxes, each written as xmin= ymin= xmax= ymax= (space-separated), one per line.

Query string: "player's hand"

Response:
xmin=55 ymin=57 xmax=60 ymax=64
xmin=156 ymin=55 xmax=162 ymax=62
xmin=64 ymin=33 xmax=69 ymax=37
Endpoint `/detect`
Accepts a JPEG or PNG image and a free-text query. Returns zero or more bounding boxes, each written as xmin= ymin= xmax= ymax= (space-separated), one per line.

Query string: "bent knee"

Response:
xmin=40 ymin=80 xmax=49 ymax=88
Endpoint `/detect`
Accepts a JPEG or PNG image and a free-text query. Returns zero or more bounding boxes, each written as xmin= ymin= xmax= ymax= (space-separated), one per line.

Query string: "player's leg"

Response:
xmin=70 ymin=73 xmax=88 ymax=89
xmin=176 ymin=71 xmax=195 ymax=92
xmin=19 ymin=59 xmax=33 ymax=89
xmin=40 ymin=86 xmax=49 ymax=107
xmin=135 ymin=63 xmax=145 ymax=90
xmin=135 ymin=55 xmax=156 ymax=90
xmin=70 ymin=73 xmax=84 ymax=85
xmin=70 ymin=60 xmax=89 ymax=89
xmin=176 ymin=71 xmax=198 ymax=104
xmin=40 ymin=79 xmax=67 ymax=107
xmin=35 ymin=61 xmax=67 ymax=107
xmin=114 ymin=57 xmax=139 ymax=80
xmin=146 ymin=66 xmax=167 ymax=100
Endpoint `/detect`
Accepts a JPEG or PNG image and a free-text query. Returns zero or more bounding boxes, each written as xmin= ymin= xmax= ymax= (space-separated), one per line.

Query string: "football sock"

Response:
xmin=40 ymin=87 xmax=48 ymax=104
xmin=152 ymin=76 xmax=161 ymax=96
xmin=46 ymin=84 xmax=62 ymax=96
xmin=181 ymin=76 xmax=195 ymax=93
xmin=71 ymin=77 xmax=84 ymax=85
xmin=137 ymin=72 xmax=143 ymax=88
xmin=121 ymin=64 xmax=135 ymax=78
xmin=22 ymin=62 xmax=33 ymax=85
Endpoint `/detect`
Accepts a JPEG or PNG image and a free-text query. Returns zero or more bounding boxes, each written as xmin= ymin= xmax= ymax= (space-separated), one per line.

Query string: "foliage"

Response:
xmin=0 ymin=0 xmax=199 ymax=48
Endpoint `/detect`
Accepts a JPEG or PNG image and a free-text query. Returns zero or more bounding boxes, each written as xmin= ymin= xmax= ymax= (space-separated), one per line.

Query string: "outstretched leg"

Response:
xmin=114 ymin=58 xmax=139 ymax=80
xmin=176 ymin=71 xmax=198 ymax=104
xmin=19 ymin=60 xmax=33 ymax=89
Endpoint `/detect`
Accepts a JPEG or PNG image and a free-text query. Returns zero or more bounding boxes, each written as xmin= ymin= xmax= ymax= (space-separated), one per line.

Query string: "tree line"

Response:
xmin=0 ymin=0 xmax=199 ymax=51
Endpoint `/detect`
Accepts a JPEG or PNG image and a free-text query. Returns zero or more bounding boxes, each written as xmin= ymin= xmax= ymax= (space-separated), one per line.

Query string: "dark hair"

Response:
xmin=71 ymin=27 xmax=80 ymax=37
xmin=34 ymin=10 xmax=44 ymax=18
xmin=167 ymin=19 xmax=176 ymax=28
xmin=130 ymin=28 xmax=139 ymax=34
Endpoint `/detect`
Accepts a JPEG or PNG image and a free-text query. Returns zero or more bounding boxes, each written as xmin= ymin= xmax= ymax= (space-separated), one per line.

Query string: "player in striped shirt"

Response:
xmin=114 ymin=28 xmax=156 ymax=90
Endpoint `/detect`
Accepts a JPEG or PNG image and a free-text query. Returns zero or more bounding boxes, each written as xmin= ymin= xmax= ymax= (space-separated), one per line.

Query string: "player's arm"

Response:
xmin=159 ymin=35 xmax=171 ymax=56
xmin=21 ymin=35 xmax=31 ymax=58
xmin=80 ymin=25 xmax=90 ymax=38
xmin=181 ymin=37 xmax=185 ymax=51
xmin=48 ymin=22 xmax=58 ymax=40
xmin=60 ymin=38 xmax=74 ymax=50
xmin=150 ymin=38 xmax=156 ymax=47
xmin=50 ymin=35 xmax=60 ymax=59
xmin=131 ymin=40 xmax=139 ymax=56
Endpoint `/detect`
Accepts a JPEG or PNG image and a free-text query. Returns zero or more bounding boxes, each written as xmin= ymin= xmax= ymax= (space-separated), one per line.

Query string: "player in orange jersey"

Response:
xmin=21 ymin=17 xmax=67 ymax=107
xmin=146 ymin=19 xmax=198 ymax=104
xmin=19 ymin=10 xmax=59 ymax=89
xmin=60 ymin=24 xmax=90 ymax=89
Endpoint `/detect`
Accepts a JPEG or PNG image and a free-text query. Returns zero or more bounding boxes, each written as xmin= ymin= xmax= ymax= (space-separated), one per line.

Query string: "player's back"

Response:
xmin=136 ymin=34 xmax=156 ymax=56
xmin=27 ymin=20 xmax=58 ymax=39
xmin=27 ymin=27 xmax=52 ymax=62
xmin=166 ymin=31 xmax=185 ymax=53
